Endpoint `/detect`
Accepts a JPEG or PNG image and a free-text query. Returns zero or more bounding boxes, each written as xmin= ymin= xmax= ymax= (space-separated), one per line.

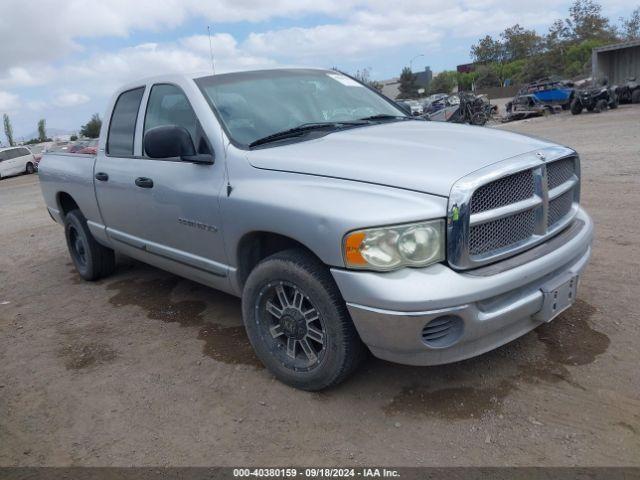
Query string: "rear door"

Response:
xmin=15 ymin=147 xmax=31 ymax=173
xmin=94 ymin=82 xmax=229 ymax=279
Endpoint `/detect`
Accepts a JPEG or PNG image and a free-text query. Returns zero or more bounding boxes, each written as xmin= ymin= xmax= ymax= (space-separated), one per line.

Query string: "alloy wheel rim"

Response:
xmin=256 ymin=281 xmax=326 ymax=371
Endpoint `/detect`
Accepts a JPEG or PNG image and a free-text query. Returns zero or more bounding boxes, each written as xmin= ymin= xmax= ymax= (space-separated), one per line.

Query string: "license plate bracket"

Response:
xmin=534 ymin=273 xmax=579 ymax=323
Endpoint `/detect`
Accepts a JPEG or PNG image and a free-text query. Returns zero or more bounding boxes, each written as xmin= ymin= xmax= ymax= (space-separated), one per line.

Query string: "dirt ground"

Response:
xmin=1 ymin=105 xmax=639 ymax=467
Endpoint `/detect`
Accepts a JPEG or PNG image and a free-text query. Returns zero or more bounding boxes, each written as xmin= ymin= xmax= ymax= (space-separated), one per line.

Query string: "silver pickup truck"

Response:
xmin=39 ymin=69 xmax=593 ymax=390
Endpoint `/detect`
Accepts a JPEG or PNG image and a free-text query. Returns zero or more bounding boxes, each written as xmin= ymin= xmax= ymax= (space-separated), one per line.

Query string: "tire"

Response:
xmin=242 ymin=249 xmax=366 ymax=391
xmin=609 ymin=96 xmax=618 ymax=109
xmin=25 ymin=162 xmax=35 ymax=174
xmin=64 ymin=209 xmax=115 ymax=281
xmin=632 ymin=90 xmax=640 ymax=104
xmin=594 ymin=99 xmax=608 ymax=113
xmin=570 ymin=99 xmax=583 ymax=115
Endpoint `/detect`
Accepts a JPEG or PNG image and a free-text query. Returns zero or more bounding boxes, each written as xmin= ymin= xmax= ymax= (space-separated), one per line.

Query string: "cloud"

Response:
xmin=0 ymin=0 xmax=353 ymax=73
xmin=0 ymin=91 xmax=20 ymax=111
xmin=53 ymin=93 xmax=90 ymax=108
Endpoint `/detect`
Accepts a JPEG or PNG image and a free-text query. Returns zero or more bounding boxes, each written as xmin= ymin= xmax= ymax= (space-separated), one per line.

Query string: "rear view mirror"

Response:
xmin=144 ymin=125 xmax=213 ymax=164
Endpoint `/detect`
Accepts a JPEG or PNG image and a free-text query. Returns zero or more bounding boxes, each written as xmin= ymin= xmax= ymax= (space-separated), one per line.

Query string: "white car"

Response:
xmin=0 ymin=146 xmax=37 ymax=179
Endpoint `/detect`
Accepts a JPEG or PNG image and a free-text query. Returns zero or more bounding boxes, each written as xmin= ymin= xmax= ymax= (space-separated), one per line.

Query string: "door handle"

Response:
xmin=135 ymin=177 xmax=154 ymax=188
xmin=95 ymin=172 xmax=109 ymax=181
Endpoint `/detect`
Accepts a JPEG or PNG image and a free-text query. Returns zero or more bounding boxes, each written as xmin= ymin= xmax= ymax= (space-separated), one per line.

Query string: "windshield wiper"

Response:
xmin=358 ymin=114 xmax=415 ymax=122
xmin=249 ymin=121 xmax=365 ymax=148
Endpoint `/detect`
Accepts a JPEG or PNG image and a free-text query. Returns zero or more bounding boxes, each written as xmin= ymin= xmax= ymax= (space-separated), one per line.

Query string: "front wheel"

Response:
xmin=26 ymin=162 xmax=35 ymax=174
xmin=242 ymin=249 xmax=366 ymax=390
xmin=570 ymin=99 xmax=583 ymax=115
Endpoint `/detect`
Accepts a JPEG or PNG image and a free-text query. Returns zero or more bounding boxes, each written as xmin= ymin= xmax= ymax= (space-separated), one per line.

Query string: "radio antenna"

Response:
xmin=207 ymin=25 xmax=216 ymax=74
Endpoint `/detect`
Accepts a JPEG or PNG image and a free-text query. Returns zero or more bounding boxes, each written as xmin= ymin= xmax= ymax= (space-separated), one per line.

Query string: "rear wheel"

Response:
xmin=64 ymin=209 xmax=115 ymax=281
xmin=242 ymin=249 xmax=366 ymax=390
xmin=25 ymin=162 xmax=35 ymax=174
xmin=632 ymin=90 xmax=640 ymax=104
xmin=594 ymin=99 xmax=608 ymax=113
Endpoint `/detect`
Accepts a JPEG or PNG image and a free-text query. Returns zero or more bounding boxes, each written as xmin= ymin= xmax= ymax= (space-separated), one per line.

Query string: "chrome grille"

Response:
xmin=470 ymin=170 xmax=535 ymax=214
xmin=547 ymin=158 xmax=575 ymax=190
xmin=548 ymin=189 xmax=574 ymax=227
xmin=469 ymin=209 xmax=536 ymax=255
xmin=447 ymin=150 xmax=580 ymax=270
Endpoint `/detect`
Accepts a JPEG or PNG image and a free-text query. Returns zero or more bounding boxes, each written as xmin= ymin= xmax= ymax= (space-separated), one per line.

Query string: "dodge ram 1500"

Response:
xmin=39 ymin=69 xmax=593 ymax=390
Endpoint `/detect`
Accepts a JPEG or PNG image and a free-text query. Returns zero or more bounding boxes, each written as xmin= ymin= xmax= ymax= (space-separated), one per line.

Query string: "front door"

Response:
xmin=94 ymin=83 xmax=229 ymax=280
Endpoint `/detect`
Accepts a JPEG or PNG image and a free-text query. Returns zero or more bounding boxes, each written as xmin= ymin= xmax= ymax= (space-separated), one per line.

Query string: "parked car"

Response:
xmin=396 ymin=98 xmax=423 ymax=116
xmin=39 ymin=69 xmax=593 ymax=390
xmin=426 ymin=93 xmax=490 ymax=125
xmin=614 ymin=77 xmax=640 ymax=104
xmin=571 ymin=85 xmax=618 ymax=114
xmin=521 ymin=78 xmax=575 ymax=110
xmin=504 ymin=94 xmax=560 ymax=122
xmin=421 ymin=93 xmax=449 ymax=115
xmin=0 ymin=146 xmax=37 ymax=179
xmin=77 ymin=139 xmax=99 ymax=155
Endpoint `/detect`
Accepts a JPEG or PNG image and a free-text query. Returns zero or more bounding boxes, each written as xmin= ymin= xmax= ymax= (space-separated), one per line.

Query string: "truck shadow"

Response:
xmin=103 ymin=257 xmax=609 ymax=420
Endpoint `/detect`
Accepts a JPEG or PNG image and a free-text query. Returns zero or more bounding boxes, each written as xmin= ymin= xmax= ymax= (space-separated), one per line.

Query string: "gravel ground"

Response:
xmin=1 ymin=105 xmax=639 ymax=467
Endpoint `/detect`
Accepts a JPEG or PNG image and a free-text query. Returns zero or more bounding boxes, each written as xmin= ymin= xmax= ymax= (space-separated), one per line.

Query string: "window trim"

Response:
xmin=106 ymin=86 xmax=146 ymax=157
xmin=141 ymin=82 xmax=213 ymax=162
xmin=194 ymin=69 xmax=408 ymax=151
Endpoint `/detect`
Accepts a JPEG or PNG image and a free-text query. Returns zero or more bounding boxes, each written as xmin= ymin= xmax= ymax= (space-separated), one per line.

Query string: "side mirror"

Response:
xmin=144 ymin=125 xmax=213 ymax=164
xmin=395 ymin=101 xmax=412 ymax=116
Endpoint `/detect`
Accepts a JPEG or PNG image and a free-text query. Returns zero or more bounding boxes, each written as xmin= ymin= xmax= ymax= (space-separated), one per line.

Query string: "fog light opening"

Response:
xmin=421 ymin=315 xmax=464 ymax=348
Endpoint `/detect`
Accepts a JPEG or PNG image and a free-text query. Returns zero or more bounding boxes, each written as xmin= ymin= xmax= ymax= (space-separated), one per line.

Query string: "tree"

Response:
xmin=3 ymin=113 xmax=14 ymax=147
xmin=429 ymin=71 xmax=457 ymax=94
xmin=501 ymin=24 xmax=542 ymax=62
xmin=620 ymin=7 xmax=640 ymax=40
xmin=566 ymin=0 xmax=617 ymax=42
xmin=70 ymin=135 xmax=78 ymax=141
xmin=398 ymin=67 xmax=419 ymax=98
xmin=80 ymin=113 xmax=102 ymax=138
xmin=474 ymin=64 xmax=501 ymax=88
xmin=353 ymin=68 xmax=383 ymax=92
xmin=37 ymin=118 xmax=47 ymax=142
xmin=470 ymin=35 xmax=503 ymax=63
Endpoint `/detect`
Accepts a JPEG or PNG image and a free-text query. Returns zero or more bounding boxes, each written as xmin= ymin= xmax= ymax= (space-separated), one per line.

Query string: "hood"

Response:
xmin=247 ymin=121 xmax=556 ymax=197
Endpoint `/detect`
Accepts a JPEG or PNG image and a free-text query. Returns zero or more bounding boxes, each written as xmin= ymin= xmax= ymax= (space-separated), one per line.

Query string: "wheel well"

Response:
xmin=236 ymin=232 xmax=318 ymax=289
xmin=57 ymin=192 xmax=79 ymax=217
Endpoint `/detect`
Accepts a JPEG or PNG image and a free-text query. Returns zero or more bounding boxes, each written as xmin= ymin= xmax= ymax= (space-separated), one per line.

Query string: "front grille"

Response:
xmin=447 ymin=152 xmax=581 ymax=269
xmin=547 ymin=157 xmax=575 ymax=190
xmin=548 ymin=189 xmax=574 ymax=227
xmin=469 ymin=209 xmax=536 ymax=255
xmin=470 ymin=169 xmax=535 ymax=214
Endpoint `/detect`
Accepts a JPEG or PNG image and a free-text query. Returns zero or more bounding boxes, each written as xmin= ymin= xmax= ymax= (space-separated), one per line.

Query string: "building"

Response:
xmin=414 ymin=66 xmax=432 ymax=91
xmin=380 ymin=66 xmax=433 ymax=99
xmin=592 ymin=40 xmax=640 ymax=85
xmin=457 ymin=62 xmax=475 ymax=74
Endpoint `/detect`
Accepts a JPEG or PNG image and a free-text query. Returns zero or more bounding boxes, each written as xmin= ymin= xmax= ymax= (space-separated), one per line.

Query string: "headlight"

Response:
xmin=343 ymin=220 xmax=445 ymax=271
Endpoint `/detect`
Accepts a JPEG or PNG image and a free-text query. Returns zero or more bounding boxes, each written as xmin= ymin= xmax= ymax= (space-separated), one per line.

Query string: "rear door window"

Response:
xmin=107 ymin=87 xmax=145 ymax=156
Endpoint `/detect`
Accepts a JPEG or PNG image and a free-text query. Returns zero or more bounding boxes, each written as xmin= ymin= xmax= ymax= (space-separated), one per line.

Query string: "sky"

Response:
xmin=0 ymin=0 xmax=636 ymax=140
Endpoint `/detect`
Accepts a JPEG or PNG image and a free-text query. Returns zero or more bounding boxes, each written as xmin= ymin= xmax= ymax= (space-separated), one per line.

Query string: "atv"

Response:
xmin=614 ymin=77 xmax=640 ymax=104
xmin=571 ymin=85 xmax=618 ymax=115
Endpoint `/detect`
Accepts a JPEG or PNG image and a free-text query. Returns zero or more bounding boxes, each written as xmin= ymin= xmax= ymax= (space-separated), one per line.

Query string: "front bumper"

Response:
xmin=331 ymin=207 xmax=593 ymax=366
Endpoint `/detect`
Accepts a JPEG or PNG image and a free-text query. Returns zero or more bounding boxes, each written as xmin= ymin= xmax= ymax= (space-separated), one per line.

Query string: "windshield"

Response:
xmin=195 ymin=69 xmax=406 ymax=148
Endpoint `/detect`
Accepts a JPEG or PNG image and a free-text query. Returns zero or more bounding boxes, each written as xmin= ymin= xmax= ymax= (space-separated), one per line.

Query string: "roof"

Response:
xmin=594 ymin=39 xmax=640 ymax=53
